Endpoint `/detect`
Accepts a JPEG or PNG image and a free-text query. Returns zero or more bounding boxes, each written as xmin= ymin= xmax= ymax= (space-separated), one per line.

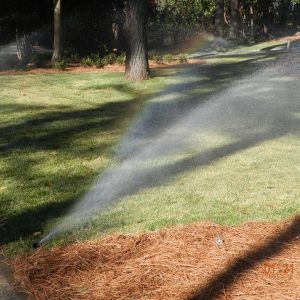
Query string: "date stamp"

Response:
xmin=261 ymin=262 xmax=298 ymax=279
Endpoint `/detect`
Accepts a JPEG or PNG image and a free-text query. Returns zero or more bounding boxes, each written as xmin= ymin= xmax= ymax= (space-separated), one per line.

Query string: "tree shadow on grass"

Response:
xmin=0 ymin=197 xmax=76 ymax=245
xmin=189 ymin=216 xmax=300 ymax=299
xmin=0 ymin=100 xmax=135 ymax=152
xmin=0 ymin=98 xmax=140 ymax=245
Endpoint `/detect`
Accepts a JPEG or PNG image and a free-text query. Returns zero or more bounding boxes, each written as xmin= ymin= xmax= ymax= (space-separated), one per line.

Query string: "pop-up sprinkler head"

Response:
xmin=32 ymin=242 xmax=39 ymax=249
xmin=32 ymin=240 xmax=44 ymax=249
xmin=32 ymin=231 xmax=44 ymax=249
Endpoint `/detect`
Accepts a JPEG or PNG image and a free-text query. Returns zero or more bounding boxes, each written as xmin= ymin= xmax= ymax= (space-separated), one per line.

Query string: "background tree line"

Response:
xmin=0 ymin=0 xmax=300 ymax=79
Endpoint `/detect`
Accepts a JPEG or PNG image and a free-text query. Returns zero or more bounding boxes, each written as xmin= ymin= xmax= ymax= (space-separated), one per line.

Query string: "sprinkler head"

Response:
xmin=32 ymin=242 xmax=39 ymax=249
xmin=32 ymin=241 xmax=43 ymax=249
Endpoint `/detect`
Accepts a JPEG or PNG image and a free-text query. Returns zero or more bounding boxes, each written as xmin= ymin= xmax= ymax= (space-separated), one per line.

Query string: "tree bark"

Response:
xmin=262 ymin=0 xmax=271 ymax=35
xmin=215 ymin=0 xmax=224 ymax=37
xmin=125 ymin=0 xmax=149 ymax=80
xmin=295 ymin=4 xmax=300 ymax=32
xmin=229 ymin=0 xmax=239 ymax=39
xmin=250 ymin=3 xmax=254 ymax=35
xmin=112 ymin=9 xmax=126 ymax=53
xmin=52 ymin=0 xmax=62 ymax=64
xmin=279 ymin=0 xmax=288 ymax=27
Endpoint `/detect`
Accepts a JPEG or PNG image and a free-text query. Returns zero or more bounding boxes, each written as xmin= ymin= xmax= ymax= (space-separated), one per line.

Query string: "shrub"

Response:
xmin=90 ymin=53 xmax=100 ymax=62
xmin=178 ymin=53 xmax=188 ymax=64
xmin=29 ymin=53 xmax=44 ymax=67
xmin=54 ymin=59 xmax=67 ymax=70
xmin=162 ymin=54 xmax=174 ymax=63
xmin=102 ymin=53 xmax=117 ymax=65
xmin=69 ymin=53 xmax=80 ymax=63
xmin=152 ymin=54 xmax=163 ymax=64
xmin=80 ymin=57 xmax=93 ymax=67
xmin=94 ymin=58 xmax=104 ymax=68
xmin=116 ymin=53 xmax=126 ymax=65
xmin=89 ymin=53 xmax=104 ymax=68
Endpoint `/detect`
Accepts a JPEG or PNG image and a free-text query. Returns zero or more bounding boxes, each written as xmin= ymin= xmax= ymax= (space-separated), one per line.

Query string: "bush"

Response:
xmin=80 ymin=57 xmax=93 ymax=67
xmin=90 ymin=53 xmax=100 ymax=62
xmin=152 ymin=54 xmax=163 ymax=64
xmin=54 ymin=59 xmax=67 ymax=71
xmin=90 ymin=53 xmax=104 ymax=68
xmin=116 ymin=53 xmax=126 ymax=65
xmin=162 ymin=54 xmax=174 ymax=63
xmin=94 ymin=58 xmax=104 ymax=68
xmin=177 ymin=53 xmax=188 ymax=64
xmin=69 ymin=53 xmax=80 ymax=63
xmin=29 ymin=53 xmax=44 ymax=67
xmin=102 ymin=53 xmax=117 ymax=65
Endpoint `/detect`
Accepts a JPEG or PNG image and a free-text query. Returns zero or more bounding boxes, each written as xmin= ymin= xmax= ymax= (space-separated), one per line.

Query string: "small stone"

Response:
xmin=214 ymin=236 xmax=224 ymax=245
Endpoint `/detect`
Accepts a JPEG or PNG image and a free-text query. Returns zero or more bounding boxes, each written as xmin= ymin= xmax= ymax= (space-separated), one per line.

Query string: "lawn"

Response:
xmin=1 ymin=42 xmax=299 ymax=255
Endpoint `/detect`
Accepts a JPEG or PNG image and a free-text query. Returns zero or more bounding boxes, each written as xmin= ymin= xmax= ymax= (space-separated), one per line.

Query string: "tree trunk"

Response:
xmin=16 ymin=32 xmax=32 ymax=69
xmin=215 ymin=0 xmax=224 ymax=37
xmin=250 ymin=3 xmax=254 ymax=35
xmin=113 ymin=9 xmax=126 ymax=53
xmin=125 ymin=0 xmax=149 ymax=80
xmin=295 ymin=4 xmax=300 ymax=32
xmin=229 ymin=0 xmax=239 ymax=39
xmin=279 ymin=0 xmax=288 ymax=27
xmin=52 ymin=0 xmax=62 ymax=64
xmin=261 ymin=0 xmax=270 ymax=35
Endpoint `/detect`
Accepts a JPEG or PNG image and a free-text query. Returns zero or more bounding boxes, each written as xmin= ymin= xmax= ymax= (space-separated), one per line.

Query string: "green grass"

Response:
xmin=1 ymin=46 xmax=299 ymax=255
xmin=0 ymin=71 xmax=178 ymax=254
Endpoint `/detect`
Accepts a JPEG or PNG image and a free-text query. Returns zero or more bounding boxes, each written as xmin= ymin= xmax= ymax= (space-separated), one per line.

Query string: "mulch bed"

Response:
xmin=9 ymin=216 xmax=299 ymax=300
xmin=0 ymin=60 xmax=198 ymax=76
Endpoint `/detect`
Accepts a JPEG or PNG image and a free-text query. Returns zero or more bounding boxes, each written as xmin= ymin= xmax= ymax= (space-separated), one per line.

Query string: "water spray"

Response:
xmin=41 ymin=40 xmax=300 ymax=242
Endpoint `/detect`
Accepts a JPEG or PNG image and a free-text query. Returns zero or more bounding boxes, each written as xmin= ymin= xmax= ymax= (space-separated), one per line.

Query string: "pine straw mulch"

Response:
xmin=0 ymin=60 xmax=200 ymax=76
xmin=10 ymin=216 xmax=300 ymax=300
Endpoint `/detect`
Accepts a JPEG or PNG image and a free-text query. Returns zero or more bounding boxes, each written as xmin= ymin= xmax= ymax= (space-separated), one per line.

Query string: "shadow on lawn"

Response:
xmin=0 ymin=100 xmax=135 ymax=153
xmin=189 ymin=216 xmax=300 ymax=300
xmin=0 ymin=45 xmax=297 ymax=246
xmin=0 ymin=197 xmax=76 ymax=245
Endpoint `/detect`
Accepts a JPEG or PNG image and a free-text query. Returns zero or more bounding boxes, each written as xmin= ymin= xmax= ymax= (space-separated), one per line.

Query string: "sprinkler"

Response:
xmin=32 ymin=231 xmax=44 ymax=249
xmin=32 ymin=241 xmax=42 ymax=249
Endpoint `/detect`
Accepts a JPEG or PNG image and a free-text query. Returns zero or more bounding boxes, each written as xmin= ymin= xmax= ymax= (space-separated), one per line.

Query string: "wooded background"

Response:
xmin=1 ymin=1 xmax=300 ymax=51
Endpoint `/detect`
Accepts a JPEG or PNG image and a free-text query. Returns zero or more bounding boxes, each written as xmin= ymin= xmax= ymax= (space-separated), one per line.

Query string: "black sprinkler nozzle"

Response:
xmin=32 ymin=241 xmax=43 ymax=249
xmin=32 ymin=242 xmax=39 ymax=249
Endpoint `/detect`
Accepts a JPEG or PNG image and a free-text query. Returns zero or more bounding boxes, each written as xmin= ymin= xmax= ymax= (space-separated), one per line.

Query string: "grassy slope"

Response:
xmin=1 ymin=43 xmax=299 ymax=255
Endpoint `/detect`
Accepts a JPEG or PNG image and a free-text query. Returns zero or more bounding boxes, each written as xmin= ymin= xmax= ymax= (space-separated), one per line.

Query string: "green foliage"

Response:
xmin=102 ymin=53 xmax=117 ymax=65
xmin=162 ymin=53 xmax=174 ymax=63
xmin=177 ymin=53 xmax=188 ymax=64
xmin=80 ymin=53 xmax=123 ymax=68
xmin=116 ymin=53 xmax=126 ymax=65
xmin=89 ymin=53 xmax=101 ymax=62
xmin=54 ymin=59 xmax=67 ymax=71
xmin=29 ymin=53 xmax=44 ymax=68
xmin=155 ymin=0 xmax=215 ymax=28
xmin=69 ymin=53 xmax=80 ymax=63
xmin=94 ymin=58 xmax=104 ymax=69
xmin=151 ymin=54 xmax=163 ymax=64
xmin=80 ymin=56 xmax=94 ymax=67
xmin=90 ymin=53 xmax=104 ymax=68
